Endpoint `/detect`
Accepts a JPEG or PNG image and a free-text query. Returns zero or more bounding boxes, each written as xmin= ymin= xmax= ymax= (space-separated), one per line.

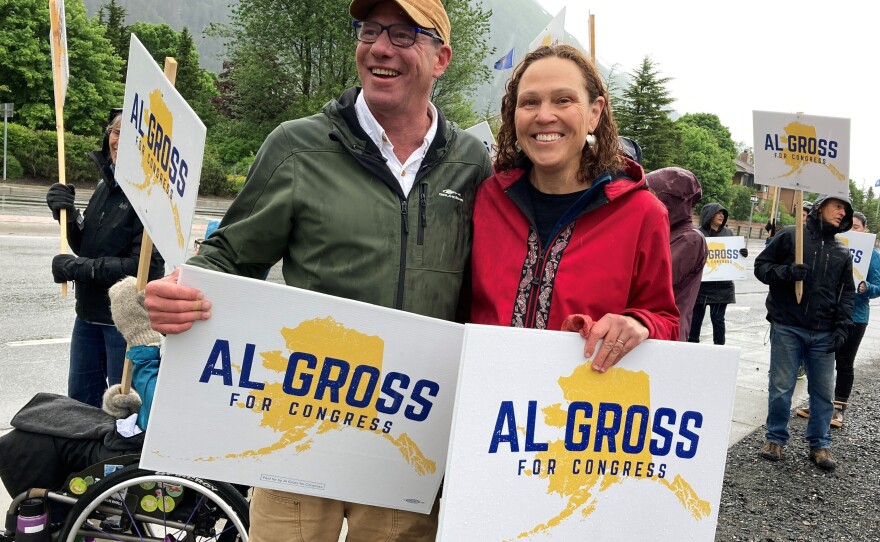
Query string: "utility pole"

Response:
xmin=748 ymin=195 xmax=758 ymax=240
xmin=1 ymin=103 xmax=13 ymax=180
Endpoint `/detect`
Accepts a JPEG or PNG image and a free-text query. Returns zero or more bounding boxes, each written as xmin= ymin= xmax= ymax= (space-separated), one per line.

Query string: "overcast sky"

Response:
xmin=535 ymin=0 xmax=879 ymax=193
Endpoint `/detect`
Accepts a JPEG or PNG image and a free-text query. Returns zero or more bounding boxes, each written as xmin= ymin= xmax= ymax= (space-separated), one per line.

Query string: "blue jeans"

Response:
xmin=765 ymin=323 xmax=835 ymax=449
xmin=68 ymin=316 xmax=128 ymax=407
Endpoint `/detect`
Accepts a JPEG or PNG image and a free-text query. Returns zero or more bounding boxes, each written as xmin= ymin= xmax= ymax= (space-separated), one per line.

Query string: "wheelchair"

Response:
xmin=2 ymin=453 xmax=249 ymax=542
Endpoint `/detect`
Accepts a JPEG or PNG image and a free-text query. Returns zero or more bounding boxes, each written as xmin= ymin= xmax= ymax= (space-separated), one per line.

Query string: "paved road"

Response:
xmin=2 ymin=185 xmax=878 ymax=537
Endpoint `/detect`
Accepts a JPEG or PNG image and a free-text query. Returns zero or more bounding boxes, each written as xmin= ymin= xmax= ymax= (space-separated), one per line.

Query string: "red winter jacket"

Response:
xmin=469 ymin=161 xmax=679 ymax=340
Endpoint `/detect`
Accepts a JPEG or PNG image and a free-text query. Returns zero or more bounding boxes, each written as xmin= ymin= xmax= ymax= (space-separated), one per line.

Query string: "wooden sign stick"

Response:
xmin=795 ymin=190 xmax=804 ymax=303
xmin=119 ymin=57 xmax=178 ymax=395
xmin=49 ymin=0 xmax=69 ymax=297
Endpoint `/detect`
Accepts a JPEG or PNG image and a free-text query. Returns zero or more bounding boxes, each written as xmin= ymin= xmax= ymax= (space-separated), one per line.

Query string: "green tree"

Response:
xmin=174 ymin=27 xmax=218 ymax=125
xmin=0 ymin=0 xmax=124 ymax=135
xmin=210 ymin=0 xmax=357 ymax=123
xmin=676 ymin=113 xmax=737 ymax=158
xmin=430 ymin=0 xmax=494 ymax=128
xmin=728 ymin=184 xmax=754 ymax=221
xmin=210 ymin=0 xmax=493 ymax=126
xmin=128 ymin=22 xmax=178 ymax=67
xmin=98 ymin=0 xmax=128 ymax=73
xmin=674 ymin=122 xmax=735 ymax=211
xmin=862 ymin=186 xmax=879 ymax=231
xmin=614 ymin=56 xmax=678 ymax=172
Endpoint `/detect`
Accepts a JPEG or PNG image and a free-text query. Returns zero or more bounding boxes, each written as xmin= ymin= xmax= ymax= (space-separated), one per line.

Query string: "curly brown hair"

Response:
xmin=494 ymin=45 xmax=624 ymax=184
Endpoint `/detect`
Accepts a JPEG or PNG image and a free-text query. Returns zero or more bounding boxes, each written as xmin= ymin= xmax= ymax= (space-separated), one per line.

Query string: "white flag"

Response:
xmin=528 ymin=7 xmax=566 ymax=52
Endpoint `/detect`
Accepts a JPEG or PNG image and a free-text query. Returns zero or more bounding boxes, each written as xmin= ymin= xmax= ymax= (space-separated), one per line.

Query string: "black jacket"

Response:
xmin=695 ymin=203 xmax=737 ymax=305
xmin=754 ymin=195 xmax=854 ymax=331
xmin=64 ymin=146 xmax=164 ymax=324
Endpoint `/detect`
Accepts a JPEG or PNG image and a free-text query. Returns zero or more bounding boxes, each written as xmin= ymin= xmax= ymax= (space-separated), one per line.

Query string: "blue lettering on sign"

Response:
xmin=199 ymin=339 xmax=438 ymax=422
xmin=488 ymin=401 xmax=702 ymax=459
xmin=850 ymin=248 xmax=863 ymax=264
xmin=128 ymin=93 xmax=190 ymax=198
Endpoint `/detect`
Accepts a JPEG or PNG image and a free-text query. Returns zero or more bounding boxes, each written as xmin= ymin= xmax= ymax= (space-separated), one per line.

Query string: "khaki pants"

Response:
xmin=248 ymin=488 xmax=439 ymax=542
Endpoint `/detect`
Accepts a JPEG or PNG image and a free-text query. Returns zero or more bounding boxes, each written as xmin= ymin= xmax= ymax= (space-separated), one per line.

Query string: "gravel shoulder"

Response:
xmin=715 ymin=357 xmax=880 ymax=541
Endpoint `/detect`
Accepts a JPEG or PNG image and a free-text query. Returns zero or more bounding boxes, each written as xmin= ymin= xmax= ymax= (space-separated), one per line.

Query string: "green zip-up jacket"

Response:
xmin=190 ymin=87 xmax=492 ymax=320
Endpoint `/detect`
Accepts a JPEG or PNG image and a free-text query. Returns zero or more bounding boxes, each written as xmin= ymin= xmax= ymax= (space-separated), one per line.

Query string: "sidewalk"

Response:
xmin=0 ymin=181 xmax=231 ymax=219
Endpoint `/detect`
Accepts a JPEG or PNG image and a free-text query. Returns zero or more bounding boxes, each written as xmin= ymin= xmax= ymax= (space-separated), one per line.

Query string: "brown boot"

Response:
xmin=830 ymin=400 xmax=847 ymax=428
xmin=809 ymin=447 xmax=838 ymax=471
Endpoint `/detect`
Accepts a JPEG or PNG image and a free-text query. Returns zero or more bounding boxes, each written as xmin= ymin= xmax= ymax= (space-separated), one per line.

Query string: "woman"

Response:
xmin=469 ymin=45 xmax=679 ymax=372
xmin=795 ymin=210 xmax=880 ymax=426
xmin=688 ymin=203 xmax=748 ymax=345
xmin=45 ymin=110 xmax=165 ymax=407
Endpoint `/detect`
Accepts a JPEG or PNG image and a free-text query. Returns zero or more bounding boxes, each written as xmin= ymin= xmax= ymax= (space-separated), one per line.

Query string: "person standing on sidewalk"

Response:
xmin=646 ymin=167 xmax=707 ymax=341
xmin=796 ymin=200 xmax=813 ymax=380
xmin=44 ymin=110 xmax=165 ymax=408
xmin=688 ymin=202 xmax=748 ymax=344
xmin=755 ymin=195 xmax=854 ymax=471
xmin=796 ymin=210 xmax=880 ymax=427
xmin=143 ymin=1 xmax=492 ymax=540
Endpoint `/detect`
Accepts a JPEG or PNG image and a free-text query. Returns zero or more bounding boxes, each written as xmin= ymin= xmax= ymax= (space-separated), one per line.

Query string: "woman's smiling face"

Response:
xmin=514 ymin=56 xmax=603 ymax=177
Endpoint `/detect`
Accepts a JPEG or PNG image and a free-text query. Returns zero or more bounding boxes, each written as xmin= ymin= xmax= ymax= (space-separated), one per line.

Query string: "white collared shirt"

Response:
xmin=355 ymin=91 xmax=438 ymax=197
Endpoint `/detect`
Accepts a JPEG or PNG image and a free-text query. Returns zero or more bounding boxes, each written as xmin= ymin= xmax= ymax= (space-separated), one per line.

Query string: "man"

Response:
xmin=688 ymin=203 xmax=748 ymax=345
xmin=795 ymin=210 xmax=880 ymax=427
xmin=646 ymin=167 xmax=708 ymax=341
xmin=795 ymin=199 xmax=812 ymax=380
xmin=143 ymin=0 xmax=492 ymax=539
xmin=754 ymin=195 xmax=854 ymax=471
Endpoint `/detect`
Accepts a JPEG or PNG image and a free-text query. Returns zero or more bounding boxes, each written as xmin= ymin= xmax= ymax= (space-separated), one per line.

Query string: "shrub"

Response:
xmin=198 ymin=147 xmax=234 ymax=196
xmin=2 ymin=154 xmax=24 ymax=180
xmin=5 ymin=122 xmax=101 ymax=184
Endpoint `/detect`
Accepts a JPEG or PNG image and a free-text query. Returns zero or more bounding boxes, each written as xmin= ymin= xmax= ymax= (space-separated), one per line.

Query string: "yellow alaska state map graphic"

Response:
xmin=511 ymin=363 xmax=710 ymax=540
xmin=133 ymin=89 xmax=185 ymax=248
xmin=772 ymin=121 xmax=846 ymax=183
xmin=704 ymin=241 xmax=745 ymax=276
xmin=195 ymin=316 xmax=436 ymax=477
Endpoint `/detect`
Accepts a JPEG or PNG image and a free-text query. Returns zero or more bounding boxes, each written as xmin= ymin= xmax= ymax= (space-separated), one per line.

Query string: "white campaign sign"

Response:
xmin=701 ymin=236 xmax=747 ymax=282
xmin=464 ymin=120 xmax=496 ymax=160
xmin=439 ymin=325 xmax=739 ymax=541
xmin=752 ymin=110 xmax=850 ymax=198
xmin=115 ymin=34 xmax=206 ymax=267
xmin=140 ymin=265 xmax=464 ymax=514
xmin=836 ymin=231 xmax=877 ymax=288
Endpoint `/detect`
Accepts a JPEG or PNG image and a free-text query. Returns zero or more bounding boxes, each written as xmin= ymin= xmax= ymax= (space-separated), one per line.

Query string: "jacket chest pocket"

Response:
xmin=410 ymin=182 xmax=474 ymax=273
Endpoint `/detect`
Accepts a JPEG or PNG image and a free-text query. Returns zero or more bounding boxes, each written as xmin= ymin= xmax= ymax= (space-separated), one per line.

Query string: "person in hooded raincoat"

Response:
xmin=647 ymin=167 xmax=708 ymax=341
xmin=687 ymin=202 xmax=748 ymax=344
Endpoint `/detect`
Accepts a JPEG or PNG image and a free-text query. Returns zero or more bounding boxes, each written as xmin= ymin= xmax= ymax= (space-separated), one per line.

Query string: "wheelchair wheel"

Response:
xmin=57 ymin=467 xmax=249 ymax=542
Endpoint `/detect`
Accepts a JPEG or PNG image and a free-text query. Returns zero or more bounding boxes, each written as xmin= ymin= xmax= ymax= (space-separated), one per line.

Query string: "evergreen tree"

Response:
xmin=174 ymin=27 xmax=218 ymax=125
xmin=98 ymin=0 xmax=128 ymax=73
xmin=614 ymin=56 xmax=678 ymax=173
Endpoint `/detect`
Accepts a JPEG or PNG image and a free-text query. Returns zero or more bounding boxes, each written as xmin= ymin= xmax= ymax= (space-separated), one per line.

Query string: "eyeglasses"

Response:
xmin=352 ymin=20 xmax=442 ymax=48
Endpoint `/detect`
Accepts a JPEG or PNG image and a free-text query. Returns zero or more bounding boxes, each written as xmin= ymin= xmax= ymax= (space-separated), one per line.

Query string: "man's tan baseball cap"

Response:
xmin=349 ymin=0 xmax=451 ymax=45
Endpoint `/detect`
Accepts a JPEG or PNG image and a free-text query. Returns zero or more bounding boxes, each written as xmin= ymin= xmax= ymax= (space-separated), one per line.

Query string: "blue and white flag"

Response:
xmin=874 ymin=178 xmax=880 ymax=188
xmin=494 ymin=48 xmax=514 ymax=70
